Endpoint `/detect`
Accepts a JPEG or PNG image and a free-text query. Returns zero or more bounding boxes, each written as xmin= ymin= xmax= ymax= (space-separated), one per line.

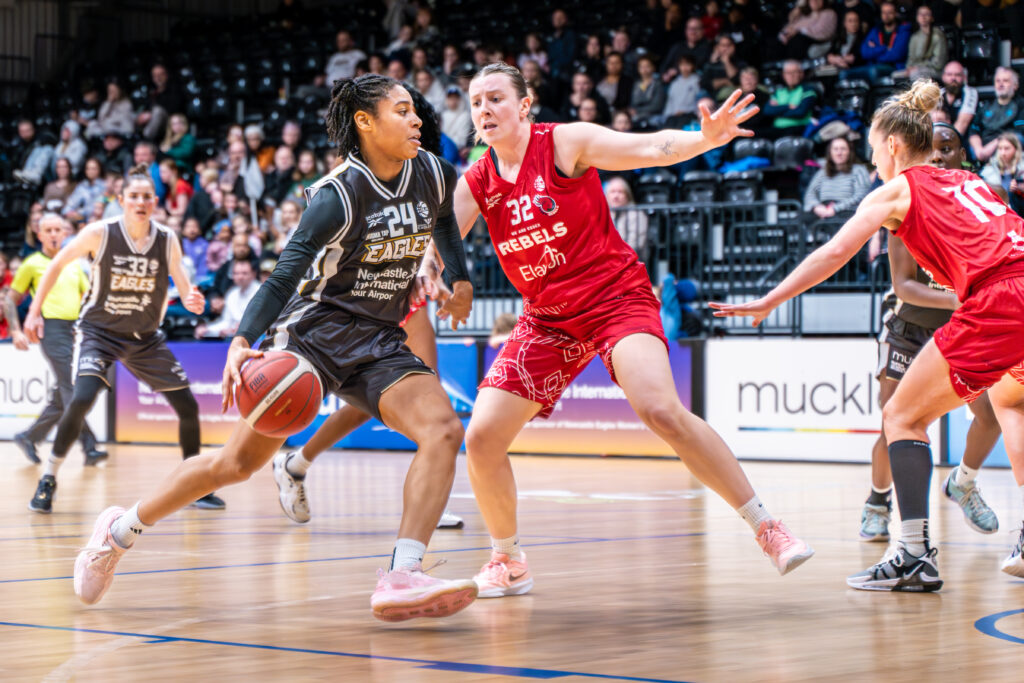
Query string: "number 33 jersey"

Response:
xmin=463 ymin=122 xmax=651 ymax=319
xmin=896 ymin=165 xmax=1024 ymax=300
xmin=79 ymin=218 xmax=173 ymax=338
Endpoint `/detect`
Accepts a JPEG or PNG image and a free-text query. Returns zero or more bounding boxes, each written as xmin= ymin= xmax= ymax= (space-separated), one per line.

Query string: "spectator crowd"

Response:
xmin=1 ymin=0 xmax=1023 ymax=339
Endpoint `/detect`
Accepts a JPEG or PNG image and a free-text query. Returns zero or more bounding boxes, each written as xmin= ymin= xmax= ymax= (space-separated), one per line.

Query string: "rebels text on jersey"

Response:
xmin=296 ymin=150 xmax=453 ymax=325
xmin=895 ymin=165 xmax=1024 ymax=300
xmin=463 ymin=122 xmax=651 ymax=319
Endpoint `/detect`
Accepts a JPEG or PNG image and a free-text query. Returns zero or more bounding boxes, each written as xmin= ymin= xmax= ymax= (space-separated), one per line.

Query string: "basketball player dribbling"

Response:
xmin=22 ymin=166 xmax=218 ymax=514
xmin=72 ymin=75 xmax=480 ymax=621
xmin=713 ymin=81 xmax=1024 ymax=591
xmin=861 ymin=121 xmax=1000 ymax=542
xmin=272 ymin=88 xmax=463 ymax=531
xmin=448 ymin=63 xmax=814 ymax=599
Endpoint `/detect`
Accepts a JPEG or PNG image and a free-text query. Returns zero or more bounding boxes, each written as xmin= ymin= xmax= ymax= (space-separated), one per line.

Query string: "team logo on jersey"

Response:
xmin=365 ymin=209 xmax=387 ymax=228
xmin=532 ymin=194 xmax=558 ymax=216
xmin=148 ymin=259 xmax=159 ymax=274
xmin=519 ymin=245 xmax=567 ymax=281
xmin=534 ymin=176 xmax=546 ymax=193
xmin=361 ymin=233 xmax=431 ymax=264
xmin=1009 ymin=230 xmax=1024 ymax=252
xmin=416 ymin=201 xmax=430 ymax=220
xmin=486 ymin=192 xmax=504 ymax=210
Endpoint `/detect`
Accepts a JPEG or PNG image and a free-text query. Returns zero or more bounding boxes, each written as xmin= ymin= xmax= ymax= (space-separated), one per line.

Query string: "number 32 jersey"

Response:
xmin=896 ymin=165 xmax=1024 ymax=300
xmin=463 ymin=122 xmax=651 ymax=319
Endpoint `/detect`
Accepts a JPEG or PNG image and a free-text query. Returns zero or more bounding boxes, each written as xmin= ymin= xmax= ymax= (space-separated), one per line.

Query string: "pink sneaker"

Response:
xmin=756 ymin=519 xmax=814 ymax=576
xmin=371 ymin=564 xmax=478 ymax=622
xmin=74 ymin=506 xmax=128 ymax=605
xmin=473 ymin=551 xmax=533 ymax=598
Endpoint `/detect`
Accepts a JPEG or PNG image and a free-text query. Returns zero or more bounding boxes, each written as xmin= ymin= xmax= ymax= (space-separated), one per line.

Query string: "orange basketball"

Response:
xmin=236 ymin=350 xmax=323 ymax=438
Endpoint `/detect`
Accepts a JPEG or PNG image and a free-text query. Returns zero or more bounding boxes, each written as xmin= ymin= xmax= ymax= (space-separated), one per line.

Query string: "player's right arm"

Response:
xmin=23 ymin=224 xmax=103 ymax=343
xmin=888 ymin=235 xmax=958 ymax=310
xmin=453 ymin=176 xmax=481 ymax=239
xmin=223 ymin=186 xmax=345 ymax=410
xmin=710 ymin=178 xmax=911 ymax=326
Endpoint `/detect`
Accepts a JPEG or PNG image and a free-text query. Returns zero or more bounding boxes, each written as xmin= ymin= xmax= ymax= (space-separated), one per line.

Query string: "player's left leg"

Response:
xmin=985 ymin=371 xmax=1024 ymax=577
xmin=942 ymin=390 xmax=1001 ymax=533
xmin=161 ymin=387 xmax=225 ymax=510
xmin=370 ymin=372 xmax=477 ymax=621
xmin=609 ymin=333 xmax=814 ymax=575
xmin=847 ymin=340 xmax=963 ymax=592
xmin=30 ymin=374 xmax=107 ymax=514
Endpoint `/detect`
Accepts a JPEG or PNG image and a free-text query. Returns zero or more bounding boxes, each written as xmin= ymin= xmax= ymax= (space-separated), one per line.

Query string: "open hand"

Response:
xmin=707 ymin=297 xmax=777 ymax=327
xmin=700 ymin=90 xmax=759 ymax=148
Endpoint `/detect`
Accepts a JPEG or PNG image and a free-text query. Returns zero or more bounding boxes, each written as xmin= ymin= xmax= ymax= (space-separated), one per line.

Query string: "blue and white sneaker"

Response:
xmin=943 ymin=470 xmax=998 ymax=534
xmin=859 ymin=503 xmax=891 ymax=542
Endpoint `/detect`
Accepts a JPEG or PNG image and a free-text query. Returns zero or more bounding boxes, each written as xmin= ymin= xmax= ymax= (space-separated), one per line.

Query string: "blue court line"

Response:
xmin=0 ymin=621 xmax=691 ymax=682
xmin=0 ymin=533 xmax=702 ymax=584
xmin=0 ymin=531 xmax=601 ymax=543
xmin=974 ymin=609 xmax=1024 ymax=645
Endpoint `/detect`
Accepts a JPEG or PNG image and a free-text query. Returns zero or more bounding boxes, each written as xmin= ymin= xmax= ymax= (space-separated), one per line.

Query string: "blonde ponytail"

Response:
xmin=872 ymin=79 xmax=941 ymax=156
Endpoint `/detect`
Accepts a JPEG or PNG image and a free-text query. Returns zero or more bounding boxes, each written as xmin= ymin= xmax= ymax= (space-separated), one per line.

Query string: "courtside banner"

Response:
xmin=0 ymin=344 xmax=107 ymax=440
xmin=285 ymin=338 xmax=480 ymax=450
xmin=115 ymin=341 xmax=237 ymax=445
xmin=484 ymin=342 xmax=695 ymax=456
xmin=705 ymin=338 xmax=940 ymax=461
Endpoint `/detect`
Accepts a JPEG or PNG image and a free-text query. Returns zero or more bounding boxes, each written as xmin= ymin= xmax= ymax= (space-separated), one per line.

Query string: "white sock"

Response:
xmin=286 ymin=451 xmax=313 ymax=478
xmin=390 ymin=538 xmax=426 ymax=570
xmin=43 ymin=454 xmax=66 ymax=477
xmin=901 ymin=519 xmax=928 ymax=557
xmin=737 ymin=495 xmax=773 ymax=533
xmin=954 ymin=463 xmax=980 ymax=487
xmin=491 ymin=535 xmax=522 ymax=560
xmin=110 ymin=502 xmax=150 ymax=549
xmin=871 ymin=485 xmax=892 ymax=495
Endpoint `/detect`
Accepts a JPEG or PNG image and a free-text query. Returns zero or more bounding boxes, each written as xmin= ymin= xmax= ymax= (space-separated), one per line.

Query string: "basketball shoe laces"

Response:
xmin=757 ymin=521 xmax=799 ymax=557
xmin=376 ymin=558 xmax=447 ymax=583
xmin=959 ymin=484 xmax=988 ymax=521
xmin=78 ymin=541 xmax=122 ymax=574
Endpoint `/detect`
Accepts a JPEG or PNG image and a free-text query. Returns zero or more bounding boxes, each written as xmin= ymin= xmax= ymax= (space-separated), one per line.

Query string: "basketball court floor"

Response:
xmin=2 ymin=443 xmax=1022 ymax=681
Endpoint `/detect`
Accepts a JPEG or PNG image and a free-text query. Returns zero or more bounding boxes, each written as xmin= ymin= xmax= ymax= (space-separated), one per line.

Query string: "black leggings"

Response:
xmin=52 ymin=376 xmax=200 ymax=459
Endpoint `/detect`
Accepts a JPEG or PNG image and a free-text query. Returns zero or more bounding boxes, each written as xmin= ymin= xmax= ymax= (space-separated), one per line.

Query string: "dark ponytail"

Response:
xmin=325 ymin=74 xmax=401 ymax=157
xmin=405 ymin=86 xmax=441 ymax=156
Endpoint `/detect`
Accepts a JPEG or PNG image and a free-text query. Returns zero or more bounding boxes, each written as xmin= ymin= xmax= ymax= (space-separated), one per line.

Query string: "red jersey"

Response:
xmin=896 ymin=165 xmax=1024 ymax=300
xmin=463 ymin=122 xmax=651 ymax=319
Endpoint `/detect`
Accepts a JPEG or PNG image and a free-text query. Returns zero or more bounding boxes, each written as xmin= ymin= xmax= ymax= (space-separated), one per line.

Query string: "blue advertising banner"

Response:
xmin=284 ymin=338 xmax=479 ymax=449
xmin=116 ymin=341 xmax=237 ymax=445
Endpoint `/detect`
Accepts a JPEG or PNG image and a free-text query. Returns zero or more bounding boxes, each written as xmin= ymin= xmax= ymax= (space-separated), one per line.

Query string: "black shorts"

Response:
xmin=875 ymin=315 xmax=938 ymax=382
xmin=261 ymin=296 xmax=434 ymax=422
xmin=74 ymin=322 xmax=190 ymax=392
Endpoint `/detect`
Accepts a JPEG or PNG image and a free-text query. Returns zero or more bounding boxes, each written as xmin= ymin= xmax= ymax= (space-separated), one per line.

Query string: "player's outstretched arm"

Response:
xmin=23 ymin=223 xmax=103 ymax=342
xmin=889 ymin=235 xmax=958 ymax=310
xmin=432 ymin=159 xmax=473 ymax=329
xmin=167 ymin=236 xmax=205 ymax=315
xmin=554 ymin=89 xmax=758 ymax=174
xmin=710 ymin=178 xmax=911 ymax=326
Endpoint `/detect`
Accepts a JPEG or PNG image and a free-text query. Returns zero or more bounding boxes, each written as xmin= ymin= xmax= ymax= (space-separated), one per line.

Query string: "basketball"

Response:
xmin=235 ymin=351 xmax=323 ymax=438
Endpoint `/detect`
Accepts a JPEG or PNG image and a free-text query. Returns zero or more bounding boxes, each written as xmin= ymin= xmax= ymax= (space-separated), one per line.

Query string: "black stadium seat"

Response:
xmin=680 ymin=171 xmax=721 ymax=203
xmin=773 ymin=137 xmax=815 ymax=171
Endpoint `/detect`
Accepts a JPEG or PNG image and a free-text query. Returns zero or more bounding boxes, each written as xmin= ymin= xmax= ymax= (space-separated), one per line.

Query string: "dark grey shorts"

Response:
xmin=260 ymin=296 xmax=434 ymax=421
xmin=74 ymin=322 xmax=189 ymax=392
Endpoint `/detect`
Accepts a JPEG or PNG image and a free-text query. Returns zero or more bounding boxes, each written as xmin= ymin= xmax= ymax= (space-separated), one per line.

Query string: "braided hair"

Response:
xmin=325 ymin=74 xmax=402 ymax=157
xmin=405 ymin=85 xmax=441 ymax=156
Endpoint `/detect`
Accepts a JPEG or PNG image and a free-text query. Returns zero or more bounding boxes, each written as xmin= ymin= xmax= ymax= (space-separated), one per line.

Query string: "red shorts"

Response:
xmin=935 ymin=275 xmax=1024 ymax=402
xmin=480 ymin=288 xmax=667 ymax=418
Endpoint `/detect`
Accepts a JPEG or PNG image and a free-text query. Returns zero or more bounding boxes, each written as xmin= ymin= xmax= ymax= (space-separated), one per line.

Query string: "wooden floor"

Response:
xmin=1 ymin=443 xmax=1022 ymax=682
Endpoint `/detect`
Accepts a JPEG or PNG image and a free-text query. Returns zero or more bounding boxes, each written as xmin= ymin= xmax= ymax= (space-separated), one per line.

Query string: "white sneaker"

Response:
xmin=1002 ymin=528 xmax=1024 ymax=578
xmin=437 ymin=509 xmax=464 ymax=529
xmin=273 ymin=451 xmax=310 ymax=523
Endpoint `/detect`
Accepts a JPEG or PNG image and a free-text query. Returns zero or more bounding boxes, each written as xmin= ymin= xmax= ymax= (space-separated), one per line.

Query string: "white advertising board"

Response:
xmin=705 ymin=339 xmax=939 ymax=462
xmin=0 ymin=345 xmax=107 ymax=441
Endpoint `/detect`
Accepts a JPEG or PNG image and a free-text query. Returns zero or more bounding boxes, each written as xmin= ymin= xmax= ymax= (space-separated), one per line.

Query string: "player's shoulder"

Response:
xmin=306 ymin=158 xmax=356 ymax=206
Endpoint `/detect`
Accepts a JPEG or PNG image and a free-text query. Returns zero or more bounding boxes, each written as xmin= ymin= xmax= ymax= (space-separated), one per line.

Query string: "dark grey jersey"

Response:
xmin=296 ymin=149 xmax=452 ymax=325
xmin=79 ymin=217 xmax=173 ymax=338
